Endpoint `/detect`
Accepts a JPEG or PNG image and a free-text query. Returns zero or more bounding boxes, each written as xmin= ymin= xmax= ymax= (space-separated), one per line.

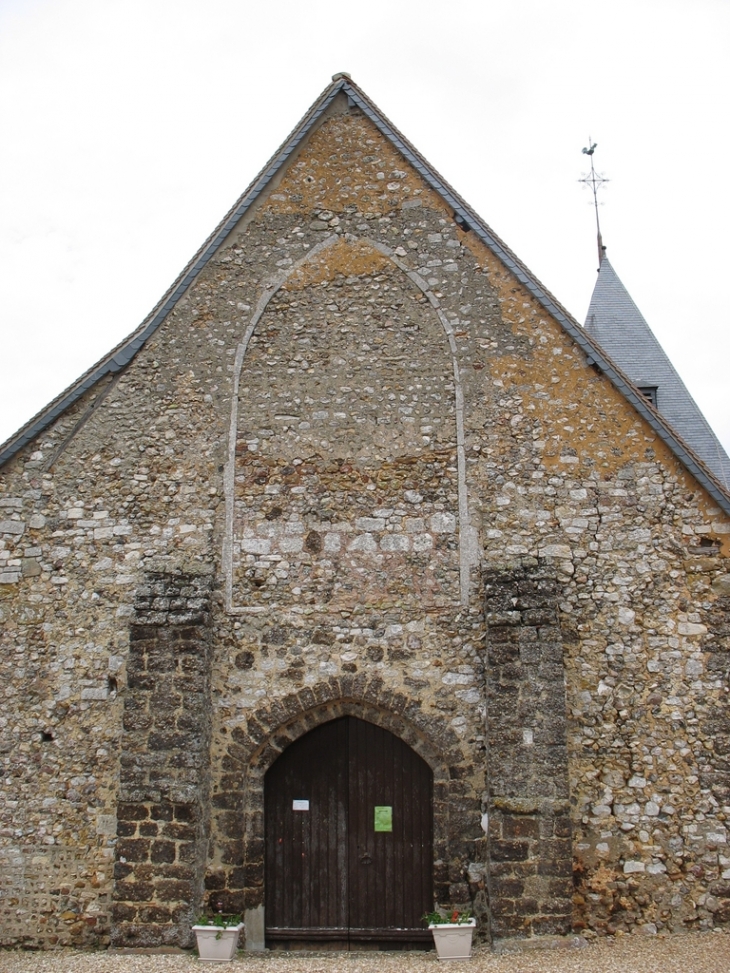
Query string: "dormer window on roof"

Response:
xmin=638 ymin=386 xmax=658 ymax=407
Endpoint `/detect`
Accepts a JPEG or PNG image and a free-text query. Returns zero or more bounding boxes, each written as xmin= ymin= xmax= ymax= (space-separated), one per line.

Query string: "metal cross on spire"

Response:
xmin=579 ymin=139 xmax=609 ymax=268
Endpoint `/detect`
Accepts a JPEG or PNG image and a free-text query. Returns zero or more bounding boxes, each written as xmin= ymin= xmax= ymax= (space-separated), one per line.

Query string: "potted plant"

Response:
xmin=192 ymin=907 xmax=244 ymax=962
xmin=423 ymin=909 xmax=476 ymax=960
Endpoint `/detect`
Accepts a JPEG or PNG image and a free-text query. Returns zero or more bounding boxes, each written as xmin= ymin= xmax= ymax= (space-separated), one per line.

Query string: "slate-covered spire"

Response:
xmin=585 ymin=255 xmax=730 ymax=487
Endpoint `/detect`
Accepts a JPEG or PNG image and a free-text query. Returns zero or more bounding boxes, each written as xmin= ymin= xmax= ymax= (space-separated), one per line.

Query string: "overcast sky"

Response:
xmin=1 ymin=0 xmax=728 ymax=457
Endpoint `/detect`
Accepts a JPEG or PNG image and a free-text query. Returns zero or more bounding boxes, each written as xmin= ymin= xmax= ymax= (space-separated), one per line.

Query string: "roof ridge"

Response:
xmin=343 ymin=79 xmax=581 ymax=330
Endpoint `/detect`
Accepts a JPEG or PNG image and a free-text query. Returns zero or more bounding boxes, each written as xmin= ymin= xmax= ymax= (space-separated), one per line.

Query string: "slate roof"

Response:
xmin=585 ymin=255 xmax=730 ymax=489
xmin=1 ymin=74 xmax=729 ymax=515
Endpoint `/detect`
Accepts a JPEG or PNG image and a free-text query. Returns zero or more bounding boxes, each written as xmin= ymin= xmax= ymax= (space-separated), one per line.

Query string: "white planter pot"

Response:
xmin=192 ymin=923 xmax=244 ymax=962
xmin=429 ymin=919 xmax=476 ymax=960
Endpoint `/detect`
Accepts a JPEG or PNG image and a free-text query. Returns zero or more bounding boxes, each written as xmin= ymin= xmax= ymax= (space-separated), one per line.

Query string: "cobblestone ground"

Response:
xmin=1 ymin=932 xmax=730 ymax=973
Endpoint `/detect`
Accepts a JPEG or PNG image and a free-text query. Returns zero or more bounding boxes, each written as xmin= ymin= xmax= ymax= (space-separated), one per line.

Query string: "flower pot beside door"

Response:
xmin=425 ymin=911 xmax=476 ymax=961
xmin=192 ymin=922 xmax=244 ymax=962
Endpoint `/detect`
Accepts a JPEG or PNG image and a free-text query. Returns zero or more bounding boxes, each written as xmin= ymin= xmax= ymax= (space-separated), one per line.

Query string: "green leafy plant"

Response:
xmin=423 ymin=908 xmax=472 ymax=925
xmin=196 ymin=903 xmax=242 ymax=939
xmin=195 ymin=913 xmax=242 ymax=928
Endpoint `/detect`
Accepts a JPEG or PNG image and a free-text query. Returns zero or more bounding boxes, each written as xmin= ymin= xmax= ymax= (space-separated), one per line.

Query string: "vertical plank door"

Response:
xmin=264 ymin=719 xmax=349 ymax=940
xmin=264 ymin=716 xmax=433 ymax=947
xmin=347 ymin=716 xmax=434 ymax=944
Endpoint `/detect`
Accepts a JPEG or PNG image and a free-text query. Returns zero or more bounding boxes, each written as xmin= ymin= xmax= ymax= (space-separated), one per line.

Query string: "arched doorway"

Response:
xmin=264 ymin=716 xmax=433 ymax=948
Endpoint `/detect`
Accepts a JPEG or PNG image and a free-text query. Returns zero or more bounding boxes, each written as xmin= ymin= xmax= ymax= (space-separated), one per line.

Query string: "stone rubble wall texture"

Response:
xmin=1 ymin=99 xmax=730 ymax=948
xmin=483 ymin=561 xmax=573 ymax=938
xmin=111 ymin=570 xmax=214 ymax=949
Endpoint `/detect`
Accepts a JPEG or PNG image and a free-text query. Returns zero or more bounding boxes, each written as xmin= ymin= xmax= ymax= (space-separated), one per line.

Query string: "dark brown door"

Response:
xmin=265 ymin=716 xmax=433 ymax=947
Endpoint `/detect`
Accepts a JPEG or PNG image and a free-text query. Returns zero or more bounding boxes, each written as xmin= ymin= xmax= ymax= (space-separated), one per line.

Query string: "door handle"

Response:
xmin=360 ymin=852 xmax=372 ymax=865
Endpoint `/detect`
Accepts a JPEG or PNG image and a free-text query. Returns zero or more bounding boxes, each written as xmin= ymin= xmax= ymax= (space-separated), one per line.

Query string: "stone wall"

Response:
xmin=230 ymin=249 xmax=462 ymax=612
xmin=484 ymin=559 xmax=573 ymax=938
xmin=1 ymin=97 xmax=730 ymax=949
xmin=111 ymin=569 xmax=213 ymax=948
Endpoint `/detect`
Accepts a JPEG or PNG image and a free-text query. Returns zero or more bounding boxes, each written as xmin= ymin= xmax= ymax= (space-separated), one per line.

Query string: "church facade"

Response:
xmin=1 ymin=76 xmax=729 ymax=950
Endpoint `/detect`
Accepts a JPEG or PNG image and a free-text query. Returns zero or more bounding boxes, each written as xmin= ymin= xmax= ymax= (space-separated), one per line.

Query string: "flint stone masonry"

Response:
xmin=226 ymin=238 xmax=473 ymax=613
xmin=1 ymin=91 xmax=730 ymax=949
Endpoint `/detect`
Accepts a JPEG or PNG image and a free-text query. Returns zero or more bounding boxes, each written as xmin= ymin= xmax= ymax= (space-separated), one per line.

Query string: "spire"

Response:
xmin=585 ymin=257 xmax=730 ymax=488
xmin=579 ymin=140 xmax=609 ymax=267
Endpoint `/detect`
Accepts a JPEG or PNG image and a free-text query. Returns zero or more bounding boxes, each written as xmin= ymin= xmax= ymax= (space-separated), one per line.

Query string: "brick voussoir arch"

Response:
xmin=208 ymin=677 xmax=468 ymax=914
xmin=230 ymin=675 xmax=463 ymax=775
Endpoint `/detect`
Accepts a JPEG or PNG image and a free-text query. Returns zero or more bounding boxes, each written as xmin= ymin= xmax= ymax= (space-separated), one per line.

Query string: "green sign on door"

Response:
xmin=374 ymin=806 xmax=393 ymax=832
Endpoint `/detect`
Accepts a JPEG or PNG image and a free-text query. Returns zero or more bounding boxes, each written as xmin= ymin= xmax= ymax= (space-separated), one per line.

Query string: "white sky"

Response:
xmin=1 ymin=0 xmax=728 ymax=455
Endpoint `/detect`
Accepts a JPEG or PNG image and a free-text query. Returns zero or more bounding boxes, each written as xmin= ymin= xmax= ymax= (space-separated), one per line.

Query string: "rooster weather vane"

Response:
xmin=579 ymin=139 xmax=609 ymax=267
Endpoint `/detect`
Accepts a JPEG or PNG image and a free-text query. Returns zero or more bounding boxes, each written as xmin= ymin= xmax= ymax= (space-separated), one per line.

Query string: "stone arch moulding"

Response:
xmin=222 ymin=233 xmax=479 ymax=612
xmin=208 ymin=678 xmax=470 ymax=949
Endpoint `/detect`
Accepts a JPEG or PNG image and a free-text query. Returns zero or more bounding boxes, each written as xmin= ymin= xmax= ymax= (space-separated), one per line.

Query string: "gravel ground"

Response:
xmin=1 ymin=932 xmax=729 ymax=973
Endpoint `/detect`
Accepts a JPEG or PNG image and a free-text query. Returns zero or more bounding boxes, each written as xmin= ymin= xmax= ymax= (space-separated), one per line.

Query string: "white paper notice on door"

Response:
xmin=292 ymin=800 xmax=310 ymax=811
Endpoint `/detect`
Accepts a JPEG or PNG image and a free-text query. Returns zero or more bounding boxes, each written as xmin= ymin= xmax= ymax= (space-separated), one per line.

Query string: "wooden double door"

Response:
xmin=264 ymin=716 xmax=433 ymax=948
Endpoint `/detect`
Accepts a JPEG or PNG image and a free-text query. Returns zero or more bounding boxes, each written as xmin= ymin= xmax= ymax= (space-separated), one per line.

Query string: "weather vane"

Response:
xmin=579 ymin=139 xmax=609 ymax=267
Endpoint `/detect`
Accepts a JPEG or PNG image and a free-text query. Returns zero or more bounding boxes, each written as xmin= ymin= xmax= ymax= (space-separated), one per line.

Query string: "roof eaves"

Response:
xmin=337 ymin=80 xmax=730 ymax=516
xmin=575 ymin=342 xmax=730 ymax=516
xmin=584 ymin=256 xmax=730 ymax=487
xmin=3 ymin=77 xmax=729 ymax=520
